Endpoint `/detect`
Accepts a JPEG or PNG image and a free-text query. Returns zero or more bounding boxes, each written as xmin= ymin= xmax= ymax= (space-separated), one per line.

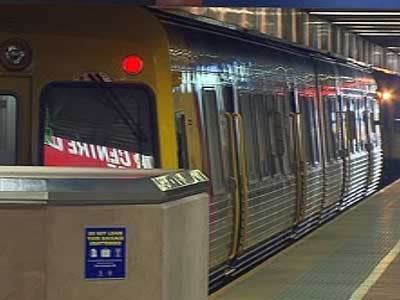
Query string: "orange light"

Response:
xmin=122 ymin=55 xmax=143 ymax=75
xmin=380 ymin=90 xmax=394 ymax=102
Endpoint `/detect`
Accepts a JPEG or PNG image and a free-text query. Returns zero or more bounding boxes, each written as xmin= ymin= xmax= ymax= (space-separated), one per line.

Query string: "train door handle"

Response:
xmin=223 ymin=112 xmax=241 ymax=260
xmin=228 ymin=176 xmax=238 ymax=190
xmin=232 ymin=112 xmax=249 ymax=253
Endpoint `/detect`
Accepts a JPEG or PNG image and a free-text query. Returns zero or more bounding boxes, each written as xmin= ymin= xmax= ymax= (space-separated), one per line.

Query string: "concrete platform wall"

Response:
xmin=0 ymin=193 xmax=208 ymax=300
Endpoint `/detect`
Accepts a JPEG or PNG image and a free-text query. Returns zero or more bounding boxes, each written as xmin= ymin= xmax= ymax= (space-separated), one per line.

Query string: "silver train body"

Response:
xmin=159 ymin=12 xmax=383 ymax=290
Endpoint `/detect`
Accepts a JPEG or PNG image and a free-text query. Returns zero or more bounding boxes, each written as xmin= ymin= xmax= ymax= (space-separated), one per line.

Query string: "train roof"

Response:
xmin=0 ymin=5 xmax=373 ymax=74
xmin=150 ymin=7 xmax=371 ymax=72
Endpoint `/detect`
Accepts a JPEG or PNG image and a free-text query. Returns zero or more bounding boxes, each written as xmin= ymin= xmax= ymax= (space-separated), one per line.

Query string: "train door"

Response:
xmin=340 ymin=91 xmax=369 ymax=206
xmin=199 ymin=85 xmax=241 ymax=276
xmin=173 ymin=89 xmax=203 ymax=171
xmin=314 ymin=60 xmax=344 ymax=215
xmin=296 ymin=85 xmax=324 ymax=225
xmin=292 ymin=57 xmax=324 ymax=227
xmin=235 ymin=90 xmax=296 ymax=255
xmin=0 ymin=76 xmax=31 ymax=165
xmin=365 ymin=90 xmax=382 ymax=195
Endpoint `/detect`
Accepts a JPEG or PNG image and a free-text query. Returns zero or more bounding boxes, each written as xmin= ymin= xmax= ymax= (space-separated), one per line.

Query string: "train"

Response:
xmin=0 ymin=5 xmax=395 ymax=292
xmin=372 ymin=70 xmax=400 ymax=186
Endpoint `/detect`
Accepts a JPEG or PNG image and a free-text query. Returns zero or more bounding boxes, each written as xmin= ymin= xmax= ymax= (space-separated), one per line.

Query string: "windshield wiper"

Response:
xmin=88 ymin=73 xmax=148 ymax=144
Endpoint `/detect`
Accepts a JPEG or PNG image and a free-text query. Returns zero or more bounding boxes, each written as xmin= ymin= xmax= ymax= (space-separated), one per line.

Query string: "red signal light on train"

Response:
xmin=122 ymin=55 xmax=143 ymax=75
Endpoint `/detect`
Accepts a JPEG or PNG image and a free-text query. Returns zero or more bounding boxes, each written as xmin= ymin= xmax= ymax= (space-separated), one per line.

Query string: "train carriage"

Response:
xmin=372 ymin=70 xmax=398 ymax=186
xmin=314 ymin=58 xmax=344 ymax=217
xmin=0 ymin=5 xmax=383 ymax=291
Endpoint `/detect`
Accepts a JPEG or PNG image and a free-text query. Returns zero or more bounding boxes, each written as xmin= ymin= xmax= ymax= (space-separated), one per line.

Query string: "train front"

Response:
xmin=0 ymin=5 xmax=177 ymax=169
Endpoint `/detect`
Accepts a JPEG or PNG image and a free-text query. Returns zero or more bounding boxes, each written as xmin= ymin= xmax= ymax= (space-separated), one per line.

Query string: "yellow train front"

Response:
xmin=0 ymin=5 xmax=384 ymax=292
xmin=0 ymin=6 xmax=177 ymax=168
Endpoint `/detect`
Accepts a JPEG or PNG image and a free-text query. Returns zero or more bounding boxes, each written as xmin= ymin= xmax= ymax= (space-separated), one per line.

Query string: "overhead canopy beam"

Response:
xmin=202 ymin=0 xmax=400 ymax=8
xmin=2 ymin=0 xmax=400 ymax=6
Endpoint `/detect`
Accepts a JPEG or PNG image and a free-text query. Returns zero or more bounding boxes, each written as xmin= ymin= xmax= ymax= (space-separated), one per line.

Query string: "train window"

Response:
xmin=239 ymin=93 xmax=260 ymax=181
xmin=41 ymin=82 xmax=158 ymax=168
xmin=239 ymin=92 xmax=291 ymax=179
xmin=275 ymin=93 xmax=291 ymax=174
xmin=299 ymin=96 xmax=320 ymax=165
xmin=263 ymin=95 xmax=275 ymax=177
xmin=175 ymin=111 xmax=189 ymax=169
xmin=345 ymin=97 xmax=356 ymax=153
xmin=202 ymin=88 xmax=225 ymax=192
xmin=274 ymin=111 xmax=285 ymax=156
xmin=266 ymin=95 xmax=279 ymax=176
xmin=347 ymin=96 xmax=366 ymax=153
xmin=220 ymin=86 xmax=235 ymax=184
xmin=257 ymin=94 xmax=281 ymax=178
xmin=300 ymin=99 xmax=311 ymax=163
xmin=333 ymin=97 xmax=342 ymax=158
xmin=348 ymin=111 xmax=357 ymax=153
xmin=324 ymin=96 xmax=339 ymax=161
xmin=222 ymin=86 xmax=235 ymax=113
xmin=340 ymin=95 xmax=348 ymax=151
xmin=367 ymin=98 xmax=377 ymax=147
xmin=280 ymin=93 xmax=292 ymax=174
xmin=359 ymin=98 xmax=368 ymax=150
xmin=0 ymin=95 xmax=17 ymax=165
xmin=354 ymin=99 xmax=362 ymax=151
xmin=255 ymin=95 xmax=270 ymax=177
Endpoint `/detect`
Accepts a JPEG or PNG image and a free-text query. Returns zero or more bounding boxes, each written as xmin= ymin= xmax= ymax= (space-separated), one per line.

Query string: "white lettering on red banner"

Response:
xmin=44 ymin=136 xmax=154 ymax=169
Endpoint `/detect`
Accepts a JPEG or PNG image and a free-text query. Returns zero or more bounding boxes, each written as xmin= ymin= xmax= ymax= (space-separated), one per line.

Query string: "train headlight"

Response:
xmin=377 ymin=90 xmax=394 ymax=102
xmin=0 ymin=38 xmax=32 ymax=71
xmin=382 ymin=91 xmax=393 ymax=102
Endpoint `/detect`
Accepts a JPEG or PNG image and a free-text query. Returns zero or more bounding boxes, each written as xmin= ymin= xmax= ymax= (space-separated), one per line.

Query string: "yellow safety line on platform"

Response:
xmin=348 ymin=179 xmax=400 ymax=300
xmin=349 ymin=233 xmax=400 ymax=299
xmin=376 ymin=178 xmax=400 ymax=195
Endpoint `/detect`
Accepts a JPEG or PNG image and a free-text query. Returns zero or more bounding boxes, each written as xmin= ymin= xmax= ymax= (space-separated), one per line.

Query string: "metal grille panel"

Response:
xmin=302 ymin=167 xmax=324 ymax=219
xmin=323 ymin=160 xmax=344 ymax=208
xmin=366 ymin=148 xmax=383 ymax=196
xmin=342 ymin=151 xmax=369 ymax=206
xmin=209 ymin=193 xmax=234 ymax=269
xmin=243 ymin=176 xmax=296 ymax=250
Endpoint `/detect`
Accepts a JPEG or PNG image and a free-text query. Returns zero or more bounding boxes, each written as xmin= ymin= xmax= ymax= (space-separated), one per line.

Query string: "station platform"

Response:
xmin=212 ymin=180 xmax=400 ymax=300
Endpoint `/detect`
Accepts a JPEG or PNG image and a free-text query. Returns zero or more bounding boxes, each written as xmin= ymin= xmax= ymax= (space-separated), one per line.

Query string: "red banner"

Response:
xmin=44 ymin=136 xmax=154 ymax=169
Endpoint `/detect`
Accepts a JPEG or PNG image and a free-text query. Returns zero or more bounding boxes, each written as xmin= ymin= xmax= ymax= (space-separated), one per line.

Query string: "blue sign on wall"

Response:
xmin=85 ymin=227 xmax=127 ymax=280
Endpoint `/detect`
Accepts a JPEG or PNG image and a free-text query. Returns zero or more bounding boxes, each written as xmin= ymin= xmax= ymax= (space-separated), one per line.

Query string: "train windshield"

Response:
xmin=41 ymin=82 xmax=158 ymax=169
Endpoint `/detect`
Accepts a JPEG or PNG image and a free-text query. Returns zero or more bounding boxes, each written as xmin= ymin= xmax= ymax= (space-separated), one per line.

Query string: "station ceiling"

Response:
xmin=308 ymin=10 xmax=400 ymax=53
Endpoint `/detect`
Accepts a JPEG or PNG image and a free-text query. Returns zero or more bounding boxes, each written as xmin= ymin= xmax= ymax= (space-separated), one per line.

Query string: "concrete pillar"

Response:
xmin=0 ymin=167 xmax=209 ymax=300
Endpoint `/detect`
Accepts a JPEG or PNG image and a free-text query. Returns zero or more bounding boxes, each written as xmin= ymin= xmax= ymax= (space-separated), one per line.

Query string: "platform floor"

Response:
xmin=212 ymin=180 xmax=400 ymax=300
